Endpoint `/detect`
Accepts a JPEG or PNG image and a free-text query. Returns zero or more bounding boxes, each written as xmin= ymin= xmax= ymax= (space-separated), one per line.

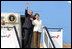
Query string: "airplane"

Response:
xmin=1 ymin=13 xmax=63 ymax=48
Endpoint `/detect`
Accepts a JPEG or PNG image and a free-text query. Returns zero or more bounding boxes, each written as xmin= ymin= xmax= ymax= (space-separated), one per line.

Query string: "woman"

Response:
xmin=30 ymin=13 xmax=44 ymax=48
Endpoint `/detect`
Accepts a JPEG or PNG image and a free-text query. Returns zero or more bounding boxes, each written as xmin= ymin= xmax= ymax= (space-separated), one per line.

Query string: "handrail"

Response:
xmin=44 ymin=26 xmax=56 ymax=48
xmin=47 ymin=28 xmax=63 ymax=29
xmin=13 ymin=26 xmax=21 ymax=48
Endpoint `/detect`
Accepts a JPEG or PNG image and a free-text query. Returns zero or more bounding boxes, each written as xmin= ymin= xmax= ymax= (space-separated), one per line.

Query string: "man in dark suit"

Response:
xmin=23 ymin=3 xmax=35 ymax=48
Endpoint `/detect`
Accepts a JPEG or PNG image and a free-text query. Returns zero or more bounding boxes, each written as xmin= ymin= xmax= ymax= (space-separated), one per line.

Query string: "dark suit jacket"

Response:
xmin=23 ymin=9 xmax=35 ymax=29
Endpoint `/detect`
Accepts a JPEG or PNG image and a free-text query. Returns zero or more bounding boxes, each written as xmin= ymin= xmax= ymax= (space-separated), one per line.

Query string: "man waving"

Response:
xmin=23 ymin=3 xmax=34 ymax=48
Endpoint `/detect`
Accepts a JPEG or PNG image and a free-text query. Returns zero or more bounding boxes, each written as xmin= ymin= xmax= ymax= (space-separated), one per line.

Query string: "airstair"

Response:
xmin=43 ymin=27 xmax=63 ymax=48
xmin=1 ymin=25 xmax=63 ymax=48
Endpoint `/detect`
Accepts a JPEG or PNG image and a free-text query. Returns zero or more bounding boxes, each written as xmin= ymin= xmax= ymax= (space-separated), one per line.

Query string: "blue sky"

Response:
xmin=1 ymin=1 xmax=71 ymax=44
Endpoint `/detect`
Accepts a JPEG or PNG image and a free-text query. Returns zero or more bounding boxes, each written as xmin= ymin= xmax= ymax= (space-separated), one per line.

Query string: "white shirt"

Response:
xmin=32 ymin=19 xmax=43 ymax=33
